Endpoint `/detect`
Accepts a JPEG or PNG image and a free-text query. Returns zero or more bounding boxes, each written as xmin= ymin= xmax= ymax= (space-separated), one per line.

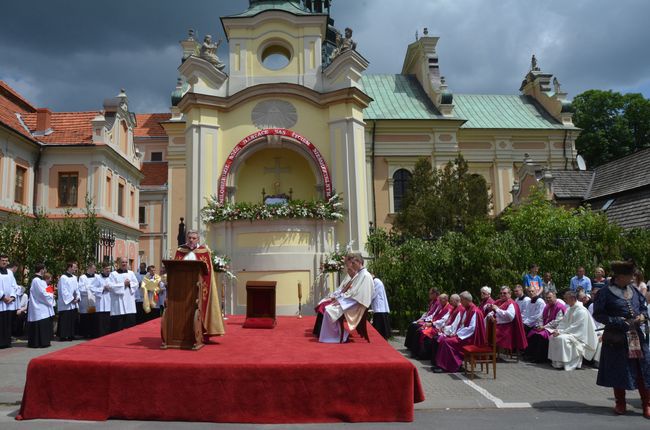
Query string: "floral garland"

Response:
xmin=201 ymin=193 xmax=345 ymax=223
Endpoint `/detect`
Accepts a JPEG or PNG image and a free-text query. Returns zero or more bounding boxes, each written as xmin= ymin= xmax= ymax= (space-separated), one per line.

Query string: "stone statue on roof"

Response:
xmin=200 ymin=35 xmax=225 ymax=71
xmin=330 ymin=27 xmax=357 ymax=60
xmin=531 ymin=54 xmax=540 ymax=71
xmin=553 ymin=77 xmax=561 ymax=94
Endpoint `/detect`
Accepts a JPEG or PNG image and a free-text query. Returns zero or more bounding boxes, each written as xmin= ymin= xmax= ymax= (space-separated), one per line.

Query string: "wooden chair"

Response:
xmin=339 ymin=307 xmax=370 ymax=343
xmin=461 ymin=318 xmax=497 ymax=380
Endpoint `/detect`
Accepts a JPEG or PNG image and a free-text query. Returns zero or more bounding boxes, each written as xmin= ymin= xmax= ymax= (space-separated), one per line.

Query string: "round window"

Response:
xmin=260 ymin=44 xmax=292 ymax=70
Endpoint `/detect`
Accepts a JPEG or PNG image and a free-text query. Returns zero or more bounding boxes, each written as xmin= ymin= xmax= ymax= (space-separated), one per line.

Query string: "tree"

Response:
xmin=573 ymin=90 xmax=650 ymax=168
xmin=0 ymin=199 xmax=100 ymax=286
xmin=393 ymin=154 xmax=491 ymax=239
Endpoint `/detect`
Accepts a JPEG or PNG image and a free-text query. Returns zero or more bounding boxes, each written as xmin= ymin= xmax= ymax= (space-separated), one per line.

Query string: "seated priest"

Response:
xmin=479 ymin=286 xmax=495 ymax=315
xmin=313 ymin=262 xmax=355 ymax=337
xmin=522 ymin=286 xmax=546 ymax=334
xmin=404 ymin=287 xmax=441 ymax=354
xmin=419 ymin=294 xmax=459 ymax=360
xmin=485 ymin=286 xmax=528 ymax=354
xmin=524 ymin=291 xmax=566 ymax=363
xmin=319 ymin=253 xmax=373 ymax=343
xmin=433 ymin=291 xmax=486 ymax=373
xmin=548 ymin=290 xmax=598 ymax=370
xmin=173 ymin=229 xmax=225 ymax=342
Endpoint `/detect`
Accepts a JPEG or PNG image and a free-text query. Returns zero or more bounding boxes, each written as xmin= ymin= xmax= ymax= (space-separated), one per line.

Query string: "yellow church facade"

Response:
xmin=161 ymin=0 xmax=578 ymax=315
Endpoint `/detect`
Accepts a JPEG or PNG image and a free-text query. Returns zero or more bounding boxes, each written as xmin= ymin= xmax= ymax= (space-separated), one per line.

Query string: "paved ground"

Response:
xmin=0 ymin=335 xmax=647 ymax=429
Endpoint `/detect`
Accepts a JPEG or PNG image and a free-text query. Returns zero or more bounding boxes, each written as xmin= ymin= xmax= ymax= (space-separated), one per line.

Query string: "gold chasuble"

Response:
xmin=174 ymin=244 xmax=225 ymax=336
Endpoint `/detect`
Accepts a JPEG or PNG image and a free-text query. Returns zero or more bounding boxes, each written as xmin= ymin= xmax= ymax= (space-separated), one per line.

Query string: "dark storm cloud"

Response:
xmin=1 ymin=0 xmax=649 ymax=113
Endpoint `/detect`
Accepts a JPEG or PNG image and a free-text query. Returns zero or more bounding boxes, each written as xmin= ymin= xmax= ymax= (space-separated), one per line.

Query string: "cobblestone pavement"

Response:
xmin=0 ymin=335 xmax=646 ymax=429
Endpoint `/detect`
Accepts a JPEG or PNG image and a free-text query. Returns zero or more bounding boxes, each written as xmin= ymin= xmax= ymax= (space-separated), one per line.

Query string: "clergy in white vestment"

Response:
xmin=6 ymin=263 xmax=21 ymax=337
xmin=522 ymin=286 xmax=545 ymax=333
xmin=319 ymin=253 xmax=373 ymax=343
xmin=91 ymin=263 xmax=113 ymax=338
xmin=78 ymin=263 xmax=99 ymax=338
xmin=108 ymin=259 xmax=138 ymax=333
xmin=0 ymin=254 xmax=18 ymax=348
xmin=548 ymin=290 xmax=598 ymax=370
xmin=57 ymin=261 xmax=80 ymax=341
xmin=27 ymin=264 xmax=55 ymax=348
xmin=513 ymin=284 xmax=530 ymax=316
xmin=370 ymin=275 xmax=391 ymax=339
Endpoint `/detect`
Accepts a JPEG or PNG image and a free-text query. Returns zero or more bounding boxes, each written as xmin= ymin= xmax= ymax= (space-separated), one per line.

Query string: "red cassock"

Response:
xmin=435 ymin=304 xmax=486 ymax=372
xmin=494 ymin=298 xmax=528 ymax=351
xmin=174 ymin=244 xmax=225 ymax=337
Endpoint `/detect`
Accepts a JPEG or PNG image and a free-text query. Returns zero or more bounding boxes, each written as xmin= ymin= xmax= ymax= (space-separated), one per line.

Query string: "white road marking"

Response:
xmin=456 ymin=374 xmax=532 ymax=408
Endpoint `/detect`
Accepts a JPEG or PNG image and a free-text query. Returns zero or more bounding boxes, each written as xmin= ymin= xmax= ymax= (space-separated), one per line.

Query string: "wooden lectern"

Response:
xmin=242 ymin=281 xmax=277 ymax=329
xmin=161 ymin=259 xmax=206 ymax=350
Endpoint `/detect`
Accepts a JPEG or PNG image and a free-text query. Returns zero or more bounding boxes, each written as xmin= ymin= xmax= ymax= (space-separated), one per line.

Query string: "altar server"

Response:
xmin=91 ymin=263 xmax=112 ymax=337
xmin=57 ymin=261 xmax=80 ymax=341
xmin=78 ymin=263 xmax=98 ymax=338
xmin=27 ymin=264 xmax=55 ymax=348
xmin=0 ymin=254 xmax=17 ymax=348
xmin=370 ymin=275 xmax=391 ymax=339
xmin=109 ymin=259 xmax=138 ymax=332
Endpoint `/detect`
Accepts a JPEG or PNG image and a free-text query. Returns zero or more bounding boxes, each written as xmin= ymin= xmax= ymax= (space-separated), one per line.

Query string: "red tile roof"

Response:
xmin=0 ymin=81 xmax=37 ymax=112
xmin=135 ymin=113 xmax=171 ymax=138
xmin=22 ymin=111 xmax=99 ymax=144
xmin=0 ymin=81 xmax=36 ymax=141
xmin=141 ymin=162 xmax=168 ymax=186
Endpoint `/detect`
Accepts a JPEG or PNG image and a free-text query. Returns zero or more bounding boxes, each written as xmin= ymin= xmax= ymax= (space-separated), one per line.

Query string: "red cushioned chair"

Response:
xmin=462 ymin=318 xmax=496 ymax=380
xmin=339 ymin=307 xmax=370 ymax=343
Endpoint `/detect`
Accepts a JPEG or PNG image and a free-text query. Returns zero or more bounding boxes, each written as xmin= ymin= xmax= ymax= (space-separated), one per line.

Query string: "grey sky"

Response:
xmin=1 ymin=0 xmax=649 ymax=113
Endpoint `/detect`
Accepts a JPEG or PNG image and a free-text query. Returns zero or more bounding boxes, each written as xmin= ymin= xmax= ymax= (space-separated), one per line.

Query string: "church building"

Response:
xmin=0 ymin=0 xmax=580 ymax=314
xmin=158 ymin=0 xmax=579 ymax=315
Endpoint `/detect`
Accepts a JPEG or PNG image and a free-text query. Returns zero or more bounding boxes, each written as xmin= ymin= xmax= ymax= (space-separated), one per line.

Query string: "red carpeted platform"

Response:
xmin=18 ymin=316 xmax=424 ymax=423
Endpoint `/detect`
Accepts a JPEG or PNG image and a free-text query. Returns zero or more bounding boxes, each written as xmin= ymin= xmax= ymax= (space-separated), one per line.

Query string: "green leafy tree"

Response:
xmin=573 ymin=90 xmax=650 ymax=168
xmin=393 ymin=154 xmax=490 ymax=238
xmin=367 ymin=188 xmax=637 ymax=333
xmin=0 ymin=198 xmax=100 ymax=286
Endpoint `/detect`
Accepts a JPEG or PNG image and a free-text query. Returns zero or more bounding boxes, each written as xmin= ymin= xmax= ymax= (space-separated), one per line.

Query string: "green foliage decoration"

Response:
xmin=0 ymin=197 xmax=100 ymax=287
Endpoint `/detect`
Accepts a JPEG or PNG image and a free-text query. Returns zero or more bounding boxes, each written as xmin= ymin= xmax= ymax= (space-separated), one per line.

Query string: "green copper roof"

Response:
xmin=361 ymin=74 xmax=444 ymax=120
xmin=228 ymin=1 xmax=315 ymax=17
xmin=362 ymin=74 xmax=573 ymax=129
xmin=453 ymin=94 xmax=571 ymax=129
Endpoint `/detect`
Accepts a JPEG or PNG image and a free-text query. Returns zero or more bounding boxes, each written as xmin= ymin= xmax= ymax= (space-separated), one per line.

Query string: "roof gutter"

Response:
xmin=371 ymin=120 xmax=377 ymax=229
xmin=32 ymin=146 xmax=43 ymax=216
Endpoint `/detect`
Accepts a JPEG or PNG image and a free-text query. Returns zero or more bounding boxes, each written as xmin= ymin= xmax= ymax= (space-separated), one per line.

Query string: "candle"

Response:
xmin=298 ymin=281 xmax=302 ymax=300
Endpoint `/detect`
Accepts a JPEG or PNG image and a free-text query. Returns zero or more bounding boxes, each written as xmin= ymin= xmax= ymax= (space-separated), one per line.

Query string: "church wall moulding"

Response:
xmin=217 ymin=128 xmax=333 ymax=204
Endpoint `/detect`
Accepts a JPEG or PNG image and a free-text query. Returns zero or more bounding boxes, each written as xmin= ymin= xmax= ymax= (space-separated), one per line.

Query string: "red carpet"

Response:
xmin=18 ymin=316 xmax=424 ymax=423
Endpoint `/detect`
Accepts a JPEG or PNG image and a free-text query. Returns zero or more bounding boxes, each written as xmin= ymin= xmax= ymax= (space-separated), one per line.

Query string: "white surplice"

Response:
xmin=28 ymin=276 xmax=55 ymax=322
xmin=91 ymin=274 xmax=112 ymax=313
xmin=109 ymin=270 xmax=138 ymax=316
xmin=0 ymin=270 xmax=17 ymax=313
xmin=548 ymin=302 xmax=597 ymax=370
xmin=78 ymin=274 xmax=98 ymax=313
xmin=523 ymin=298 xmax=546 ymax=328
xmin=57 ymin=274 xmax=79 ymax=311
xmin=319 ymin=269 xmax=374 ymax=343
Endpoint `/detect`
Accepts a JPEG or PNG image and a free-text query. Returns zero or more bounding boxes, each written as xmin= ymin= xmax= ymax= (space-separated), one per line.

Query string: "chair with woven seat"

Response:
xmin=462 ymin=318 xmax=497 ymax=379
xmin=339 ymin=307 xmax=370 ymax=343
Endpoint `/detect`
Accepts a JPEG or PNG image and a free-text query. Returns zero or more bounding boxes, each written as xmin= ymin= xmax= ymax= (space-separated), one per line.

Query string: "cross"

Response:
xmin=264 ymin=158 xmax=291 ymax=180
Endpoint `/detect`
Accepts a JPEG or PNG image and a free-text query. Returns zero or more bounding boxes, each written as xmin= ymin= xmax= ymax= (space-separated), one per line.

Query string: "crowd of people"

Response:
xmin=0 ymin=254 xmax=166 ymax=349
xmin=404 ymin=261 xmax=650 ymax=418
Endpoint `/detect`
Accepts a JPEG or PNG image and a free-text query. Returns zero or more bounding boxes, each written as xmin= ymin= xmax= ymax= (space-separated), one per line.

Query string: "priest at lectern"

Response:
xmin=174 ymin=229 xmax=225 ymax=341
